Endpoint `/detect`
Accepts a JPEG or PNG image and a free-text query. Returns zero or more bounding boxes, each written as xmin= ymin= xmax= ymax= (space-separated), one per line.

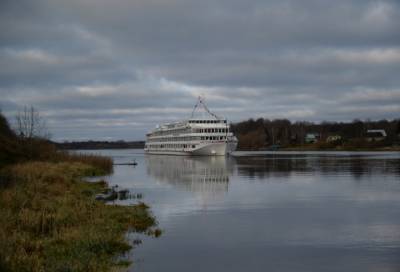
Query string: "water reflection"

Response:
xmin=88 ymin=150 xmax=400 ymax=272
xmin=233 ymin=154 xmax=400 ymax=179
xmin=145 ymin=155 xmax=232 ymax=195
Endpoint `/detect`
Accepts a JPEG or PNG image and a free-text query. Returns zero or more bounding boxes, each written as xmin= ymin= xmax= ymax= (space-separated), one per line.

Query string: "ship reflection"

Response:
xmin=145 ymin=155 xmax=232 ymax=195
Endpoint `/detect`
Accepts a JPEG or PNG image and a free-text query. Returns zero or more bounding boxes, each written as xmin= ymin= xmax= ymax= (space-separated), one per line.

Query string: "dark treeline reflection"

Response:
xmin=145 ymin=156 xmax=233 ymax=195
xmin=144 ymin=153 xmax=400 ymax=194
xmin=233 ymin=154 xmax=400 ymax=180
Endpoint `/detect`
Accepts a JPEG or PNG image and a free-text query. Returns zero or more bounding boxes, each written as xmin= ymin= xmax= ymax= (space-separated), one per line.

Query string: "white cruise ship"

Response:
xmin=144 ymin=98 xmax=238 ymax=156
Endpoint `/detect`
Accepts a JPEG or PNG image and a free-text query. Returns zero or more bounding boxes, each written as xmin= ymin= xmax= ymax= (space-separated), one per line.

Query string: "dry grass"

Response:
xmin=0 ymin=162 xmax=159 ymax=272
xmin=52 ymin=152 xmax=114 ymax=175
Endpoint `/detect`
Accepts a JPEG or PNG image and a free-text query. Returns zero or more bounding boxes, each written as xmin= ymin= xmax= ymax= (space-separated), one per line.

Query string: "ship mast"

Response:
xmin=191 ymin=96 xmax=220 ymax=119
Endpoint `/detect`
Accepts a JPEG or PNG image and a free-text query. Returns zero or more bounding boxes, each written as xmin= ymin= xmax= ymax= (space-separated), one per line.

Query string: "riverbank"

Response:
xmin=0 ymin=161 xmax=160 ymax=272
xmin=235 ymin=143 xmax=400 ymax=152
xmin=280 ymin=145 xmax=400 ymax=152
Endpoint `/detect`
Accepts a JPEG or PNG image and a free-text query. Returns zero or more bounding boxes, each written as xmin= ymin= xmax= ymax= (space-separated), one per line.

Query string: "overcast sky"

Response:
xmin=1 ymin=0 xmax=399 ymax=141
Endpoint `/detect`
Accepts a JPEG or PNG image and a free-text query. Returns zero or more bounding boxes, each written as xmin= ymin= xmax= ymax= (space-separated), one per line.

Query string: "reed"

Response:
xmin=0 ymin=162 xmax=159 ymax=272
xmin=52 ymin=151 xmax=114 ymax=175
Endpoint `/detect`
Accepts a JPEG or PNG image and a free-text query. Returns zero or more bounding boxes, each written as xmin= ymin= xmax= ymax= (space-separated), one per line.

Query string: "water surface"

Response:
xmin=88 ymin=150 xmax=400 ymax=272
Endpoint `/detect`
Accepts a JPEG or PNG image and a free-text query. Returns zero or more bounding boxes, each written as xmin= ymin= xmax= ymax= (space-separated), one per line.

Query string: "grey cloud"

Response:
xmin=0 ymin=0 xmax=399 ymax=140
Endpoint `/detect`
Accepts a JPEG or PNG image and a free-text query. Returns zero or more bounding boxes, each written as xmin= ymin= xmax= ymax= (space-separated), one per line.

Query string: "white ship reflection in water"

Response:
xmin=88 ymin=150 xmax=400 ymax=272
xmin=145 ymin=155 xmax=233 ymax=197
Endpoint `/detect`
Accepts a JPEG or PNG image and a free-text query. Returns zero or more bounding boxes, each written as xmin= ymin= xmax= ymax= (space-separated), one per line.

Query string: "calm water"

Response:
xmin=87 ymin=150 xmax=400 ymax=272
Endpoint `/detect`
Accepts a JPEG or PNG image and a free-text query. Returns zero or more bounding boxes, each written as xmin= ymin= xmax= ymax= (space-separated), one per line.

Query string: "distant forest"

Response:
xmin=2 ymin=107 xmax=399 ymax=152
xmin=45 ymin=119 xmax=400 ymax=151
xmin=55 ymin=140 xmax=145 ymax=150
xmin=231 ymin=118 xmax=400 ymax=150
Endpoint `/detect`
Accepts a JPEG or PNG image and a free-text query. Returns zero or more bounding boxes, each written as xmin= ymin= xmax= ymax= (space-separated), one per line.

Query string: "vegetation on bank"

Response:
xmin=231 ymin=118 xmax=400 ymax=150
xmin=52 ymin=152 xmax=114 ymax=175
xmin=0 ymin=162 xmax=159 ymax=271
xmin=0 ymin=110 xmax=160 ymax=271
xmin=0 ymin=110 xmax=113 ymax=172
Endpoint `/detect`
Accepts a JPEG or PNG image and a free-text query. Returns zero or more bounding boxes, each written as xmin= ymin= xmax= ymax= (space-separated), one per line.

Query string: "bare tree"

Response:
xmin=15 ymin=106 xmax=50 ymax=139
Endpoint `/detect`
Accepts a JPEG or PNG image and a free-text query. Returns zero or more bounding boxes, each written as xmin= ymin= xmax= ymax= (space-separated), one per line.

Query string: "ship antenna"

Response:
xmin=200 ymin=97 xmax=220 ymax=119
xmin=191 ymin=96 xmax=220 ymax=119
xmin=190 ymin=97 xmax=201 ymax=118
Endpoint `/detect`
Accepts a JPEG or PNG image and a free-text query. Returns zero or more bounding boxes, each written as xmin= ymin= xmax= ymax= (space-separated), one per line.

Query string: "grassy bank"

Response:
xmin=0 ymin=161 xmax=159 ymax=272
xmin=51 ymin=152 xmax=114 ymax=175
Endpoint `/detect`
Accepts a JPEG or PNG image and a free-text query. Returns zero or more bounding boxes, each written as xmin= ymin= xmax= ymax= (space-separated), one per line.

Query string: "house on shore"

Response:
xmin=305 ymin=133 xmax=320 ymax=144
xmin=365 ymin=129 xmax=387 ymax=142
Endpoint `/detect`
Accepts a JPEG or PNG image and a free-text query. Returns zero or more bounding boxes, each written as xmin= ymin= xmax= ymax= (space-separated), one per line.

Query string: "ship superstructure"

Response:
xmin=144 ymin=98 xmax=238 ymax=156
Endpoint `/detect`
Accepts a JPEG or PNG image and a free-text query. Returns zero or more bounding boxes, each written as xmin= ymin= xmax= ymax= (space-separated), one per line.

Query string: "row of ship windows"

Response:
xmin=149 ymin=128 xmax=228 ymax=140
xmin=152 ymin=128 xmax=190 ymax=137
xmin=189 ymin=120 xmax=227 ymax=124
xmin=202 ymin=136 xmax=225 ymax=141
xmin=152 ymin=128 xmax=228 ymax=137
xmin=147 ymin=136 xmax=226 ymax=143
xmin=147 ymin=144 xmax=196 ymax=149
xmin=194 ymin=128 xmax=228 ymax=133
xmin=147 ymin=136 xmax=199 ymax=142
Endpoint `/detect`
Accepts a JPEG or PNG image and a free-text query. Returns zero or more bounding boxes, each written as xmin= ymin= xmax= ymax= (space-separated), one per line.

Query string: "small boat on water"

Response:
xmin=144 ymin=98 xmax=238 ymax=156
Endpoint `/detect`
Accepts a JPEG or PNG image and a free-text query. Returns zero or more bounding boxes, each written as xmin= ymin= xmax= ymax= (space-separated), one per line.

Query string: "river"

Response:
xmin=85 ymin=150 xmax=400 ymax=272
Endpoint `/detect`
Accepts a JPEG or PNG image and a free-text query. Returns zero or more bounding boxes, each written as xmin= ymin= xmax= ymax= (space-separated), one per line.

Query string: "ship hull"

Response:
xmin=145 ymin=142 xmax=228 ymax=156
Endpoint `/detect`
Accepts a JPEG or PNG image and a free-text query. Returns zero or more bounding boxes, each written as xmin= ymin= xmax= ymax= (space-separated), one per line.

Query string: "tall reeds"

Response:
xmin=0 ymin=162 xmax=159 ymax=271
xmin=52 ymin=151 xmax=114 ymax=175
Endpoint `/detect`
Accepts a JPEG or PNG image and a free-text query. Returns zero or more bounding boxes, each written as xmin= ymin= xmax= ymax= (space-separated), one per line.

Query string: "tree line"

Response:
xmin=1 ymin=107 xmax=117 ymax=177
xmin=56 ymin=140 xmax=145 ymax=150
xmin=2 ymin=106 xmax=400 ymax=154
xmin=231 ymin=118 xmax=400 ymax=150
xmin=0 ymin=107 xmax=55 ymax=167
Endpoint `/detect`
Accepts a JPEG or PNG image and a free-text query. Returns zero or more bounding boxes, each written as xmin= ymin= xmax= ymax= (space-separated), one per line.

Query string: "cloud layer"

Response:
xmin=1 ymin=0 xmax=399 ymax=140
